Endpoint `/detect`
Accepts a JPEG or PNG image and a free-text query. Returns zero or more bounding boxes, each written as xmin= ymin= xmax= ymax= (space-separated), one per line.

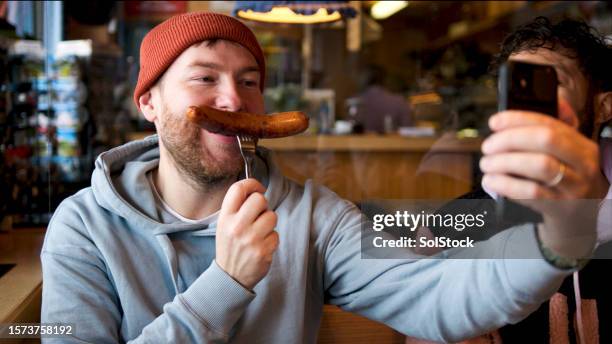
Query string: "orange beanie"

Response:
xmin=133 ymin=12 xmax=265 ymax=108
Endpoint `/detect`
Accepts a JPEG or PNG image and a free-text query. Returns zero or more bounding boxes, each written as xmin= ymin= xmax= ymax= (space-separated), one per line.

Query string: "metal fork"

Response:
xmin=236 ymin=135 xmax=257 ymax=179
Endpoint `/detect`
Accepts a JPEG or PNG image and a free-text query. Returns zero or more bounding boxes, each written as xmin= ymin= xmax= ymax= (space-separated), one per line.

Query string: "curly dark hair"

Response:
xmin=492 ymin=17 xmax=609 ymax=92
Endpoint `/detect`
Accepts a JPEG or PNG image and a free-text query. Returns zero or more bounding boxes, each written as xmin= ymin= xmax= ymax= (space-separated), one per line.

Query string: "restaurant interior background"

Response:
xmin=0 ymin=1 xmax=611 ymax=342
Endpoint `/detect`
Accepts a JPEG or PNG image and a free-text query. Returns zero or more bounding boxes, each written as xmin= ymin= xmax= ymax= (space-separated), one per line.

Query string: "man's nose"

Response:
xmin=214 ymin=81 xmax=243 ymax=112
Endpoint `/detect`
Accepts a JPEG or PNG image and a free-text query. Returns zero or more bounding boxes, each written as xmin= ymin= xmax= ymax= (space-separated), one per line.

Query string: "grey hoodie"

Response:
xmin=41 ymin=135 xmax=572 ymax=343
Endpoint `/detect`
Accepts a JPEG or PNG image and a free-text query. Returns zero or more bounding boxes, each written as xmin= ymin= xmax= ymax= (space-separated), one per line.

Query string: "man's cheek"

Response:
xmin=556 ymin=93 xmax=580 ymax=128
xmin=251 ymin=98 xmax=266 ymax=115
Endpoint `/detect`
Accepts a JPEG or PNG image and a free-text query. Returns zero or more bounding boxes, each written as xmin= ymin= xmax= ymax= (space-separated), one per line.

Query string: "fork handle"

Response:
xmin=244 ymin=154 xmax=253 ymax=179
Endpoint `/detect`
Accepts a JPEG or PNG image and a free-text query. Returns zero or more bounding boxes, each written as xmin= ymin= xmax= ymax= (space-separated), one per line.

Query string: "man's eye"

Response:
xmin=200 ymin=76 xmax=215 ymax=83
xmin=242 ymin=80 xmax=258 ymax=87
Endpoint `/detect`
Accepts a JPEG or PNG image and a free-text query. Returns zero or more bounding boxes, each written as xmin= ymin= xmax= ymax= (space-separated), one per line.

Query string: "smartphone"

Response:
xmin=494 ymin=61 xmax=558 ymax=221
xmin=497 ymin=60 xmax=558 ymax=116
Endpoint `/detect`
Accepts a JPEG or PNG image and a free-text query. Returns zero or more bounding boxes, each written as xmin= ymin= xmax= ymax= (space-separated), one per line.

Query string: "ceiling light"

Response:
xmin=234 ymin=1 xmax=356 ymax=24
xmin=371 ymin=1 xmax=408 ymax=20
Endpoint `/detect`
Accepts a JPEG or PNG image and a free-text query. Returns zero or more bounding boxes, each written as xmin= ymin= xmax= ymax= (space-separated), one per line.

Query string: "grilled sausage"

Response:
xmin=186 ymin=105 xmax=309 ymax=138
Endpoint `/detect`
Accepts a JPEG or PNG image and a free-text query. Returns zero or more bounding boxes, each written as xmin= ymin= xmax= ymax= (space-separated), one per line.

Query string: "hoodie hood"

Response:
xmin=91 ymin=134 xmax=291 ymax=236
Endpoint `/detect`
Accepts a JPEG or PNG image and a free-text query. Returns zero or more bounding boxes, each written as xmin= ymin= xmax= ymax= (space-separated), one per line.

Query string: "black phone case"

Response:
xmin=494 ymin=61 xmax=559 ymax=218
xmin=498 ymin=61 xmax=558 ymax=117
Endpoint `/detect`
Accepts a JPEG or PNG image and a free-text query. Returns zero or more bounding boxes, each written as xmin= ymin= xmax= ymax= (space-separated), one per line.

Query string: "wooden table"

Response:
xmin=0 ymin=228 xmax=45 ymax=324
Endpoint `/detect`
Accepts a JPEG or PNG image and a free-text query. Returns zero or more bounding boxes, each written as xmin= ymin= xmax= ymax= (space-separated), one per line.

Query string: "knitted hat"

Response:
xmin=133 ymin=12 xmax=265 ymax=108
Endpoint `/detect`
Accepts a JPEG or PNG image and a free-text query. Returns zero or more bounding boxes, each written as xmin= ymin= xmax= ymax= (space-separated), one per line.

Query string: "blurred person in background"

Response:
xmin=353 ymin=64 xmax=414 ymax=133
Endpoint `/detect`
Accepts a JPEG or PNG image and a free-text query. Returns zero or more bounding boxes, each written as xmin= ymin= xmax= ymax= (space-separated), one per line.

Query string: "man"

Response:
xmin=41 ymin=12 xmax=601 ymax=343
xmin=481 ymin=18 xmax=612 ymax=343
xmin=427 ymin=17 xmax=612 ymax=343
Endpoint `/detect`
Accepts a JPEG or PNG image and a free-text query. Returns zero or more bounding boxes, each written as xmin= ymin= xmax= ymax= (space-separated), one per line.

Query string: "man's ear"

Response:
xmin=596 ymin=91 xmax=612 ymax=125
xmin=139 ymin=90 xmax=157 ymax=123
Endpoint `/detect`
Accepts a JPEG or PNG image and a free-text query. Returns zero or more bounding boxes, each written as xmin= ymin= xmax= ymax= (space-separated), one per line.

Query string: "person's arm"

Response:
xmin=41 ymin=201 xmax=254 ymax=343
xmin=317 ymin=197 xmax=574 ymax=343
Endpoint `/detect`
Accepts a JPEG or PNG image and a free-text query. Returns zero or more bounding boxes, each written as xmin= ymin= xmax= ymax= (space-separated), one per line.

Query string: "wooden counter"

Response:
xmin=259 ymin=134 xmax=480 ymax=153
xmin=262 ymin=134 xmax=481 ymax=202
xmin=0 ymin=228 xmax=45 ymax=324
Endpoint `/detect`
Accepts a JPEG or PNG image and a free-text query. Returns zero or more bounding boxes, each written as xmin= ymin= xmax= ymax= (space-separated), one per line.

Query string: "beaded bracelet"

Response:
xmin=534 ymin=223 xmax=590 ymax=270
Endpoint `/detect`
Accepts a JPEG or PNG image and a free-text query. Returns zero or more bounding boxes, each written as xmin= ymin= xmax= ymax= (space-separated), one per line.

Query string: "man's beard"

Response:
xmin=157 ymin=105 xmax=243 ymax=190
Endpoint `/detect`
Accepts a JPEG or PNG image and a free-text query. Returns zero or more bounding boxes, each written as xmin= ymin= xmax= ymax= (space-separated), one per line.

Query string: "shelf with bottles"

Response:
xmin=0 ymin=40 xmax=96 ymax=228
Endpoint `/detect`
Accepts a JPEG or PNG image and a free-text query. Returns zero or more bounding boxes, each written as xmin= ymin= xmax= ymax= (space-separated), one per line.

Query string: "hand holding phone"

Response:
xmin=493 ymin=61 xmax=559 ymax=218
xmin=483 ymin=60 xmax=602 ymax=254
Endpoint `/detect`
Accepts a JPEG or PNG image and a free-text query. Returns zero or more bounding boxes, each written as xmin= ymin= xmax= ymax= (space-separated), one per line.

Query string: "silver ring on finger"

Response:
xmin=546 ymin=162 xmax=566 ymax=187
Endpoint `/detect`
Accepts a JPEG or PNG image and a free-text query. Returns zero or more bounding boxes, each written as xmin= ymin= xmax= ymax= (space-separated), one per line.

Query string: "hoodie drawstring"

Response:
xmin=156 ymin=234 xmax=183 ymax=294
